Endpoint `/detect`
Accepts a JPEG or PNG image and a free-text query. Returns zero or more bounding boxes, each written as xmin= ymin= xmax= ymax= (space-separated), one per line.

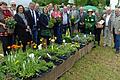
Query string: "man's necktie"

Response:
xmin=32 ymin=10 xmax=35 ymax=25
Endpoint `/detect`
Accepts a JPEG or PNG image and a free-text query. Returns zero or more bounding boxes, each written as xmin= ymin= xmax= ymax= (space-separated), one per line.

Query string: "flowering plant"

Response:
xmin=56 ymin=17 xmax=62 ymax=23
xmin=5 ymin=17 xmax=16 ymax=29
xmin=48 ymin=18 xmax=55 ymax=28
xmin=7 ymin=44 xmax=22 ymax=49
xmin=70 ymin=15 xmax=75 ymax=23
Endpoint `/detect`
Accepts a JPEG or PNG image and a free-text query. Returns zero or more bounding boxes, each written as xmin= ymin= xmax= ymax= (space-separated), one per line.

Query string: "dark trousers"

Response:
xmin=17 ymin=32 xmax=32 ymax=52
xmin=17 ymin=34 xmax=26 ymax=52
xmin=85 ymin=28 xmax=95 ymax=35
xmin=62 ymin=24 xmax=68 ymax=34
xmin=78 ymin=25 xmax=85 ymax=33
xmin=32 ymin=28 xmax=38 ymax=44
xmin=2 ymin=35 xmax=14 ymax=55
xmin=113 ymin=28 xmax=116 ymax=48
xmin=0 ymin=36 xmax=9 ymax=56
xmin=115 ymin=34 xmax=120 ymax=51
xmin=62 ymin=24 xmax=71 ymax=35
xmin=95 ymin=28 xmax=102 ymax=45
xmin=54 ymin=24 xmax=62 ymax=44
xmin=71 ymin=22 xmax=76 ymax=35
xmin=8 ymin=34 xmax=15 ymax=45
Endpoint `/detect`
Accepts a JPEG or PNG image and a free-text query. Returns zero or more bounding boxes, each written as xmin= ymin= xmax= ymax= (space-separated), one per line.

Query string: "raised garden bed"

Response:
xmin=32 ymin=42 xmax=94 ymax=80
xmin=0 ymin=34 xmax=95 ymax=80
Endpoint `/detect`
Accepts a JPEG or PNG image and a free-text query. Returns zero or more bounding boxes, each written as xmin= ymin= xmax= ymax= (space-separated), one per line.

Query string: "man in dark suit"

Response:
xmin=78 ymin=7 xmax=86 ymax=33
xmin=25 ymin=2 xmax=40 ymax=44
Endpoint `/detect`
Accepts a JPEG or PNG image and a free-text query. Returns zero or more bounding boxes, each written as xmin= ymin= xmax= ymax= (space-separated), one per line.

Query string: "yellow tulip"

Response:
xmin=27 ymin=42 xmax=30 ymax=45
xmin=40 ymin=38 xmax=44 ymax=41
xmin=33 ymin=45 xmax=37 ymax=49
xmin=71 ymin=15 xmax=74 ymax=19
xmin=7 ymin=46 xmax=11 ymax=49
xmin=21 ymin=45 xmax=23 ymax=48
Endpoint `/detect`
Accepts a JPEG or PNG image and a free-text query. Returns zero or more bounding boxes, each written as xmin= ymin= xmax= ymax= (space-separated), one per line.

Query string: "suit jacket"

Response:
xmin=25 ymin=9 xmax=40 ymax=30
xmin=112 ymin=15 xmax=120 ymax=34
xmin=14 ymin=13 xmax=32 ymax=42
xmin=39 ymin=13 xmax=52 ymax=37
xmin=39 ymin=13 xmax=49 ymax=29
xmin=78 ymin=12 xmax=87 ymax=26
xmin=14 ymin=13 xmax=27 ymax=34
xmin=70 ymin=10 xmax=79 ymax=23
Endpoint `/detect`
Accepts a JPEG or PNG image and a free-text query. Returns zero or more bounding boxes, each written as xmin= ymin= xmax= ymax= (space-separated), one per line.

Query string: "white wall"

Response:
xmin=1 ymin=0 xmax=32 ymax=7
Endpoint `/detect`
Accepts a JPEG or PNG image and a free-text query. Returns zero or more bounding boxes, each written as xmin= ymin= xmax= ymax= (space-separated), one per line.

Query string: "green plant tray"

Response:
xmin=32 ymin=42 xmax=94 ymax=80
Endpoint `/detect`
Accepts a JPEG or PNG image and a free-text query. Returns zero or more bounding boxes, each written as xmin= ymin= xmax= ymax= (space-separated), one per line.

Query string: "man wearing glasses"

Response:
xmin=10 ymin=1 xmax=16 ymax=16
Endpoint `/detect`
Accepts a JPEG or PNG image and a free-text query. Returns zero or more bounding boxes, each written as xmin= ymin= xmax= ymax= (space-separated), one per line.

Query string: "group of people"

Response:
xmin=0 ymin=1 xmax=120 ymax=56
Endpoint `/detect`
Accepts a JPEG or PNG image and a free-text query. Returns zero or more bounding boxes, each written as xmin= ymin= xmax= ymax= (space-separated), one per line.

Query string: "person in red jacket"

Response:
xmin=51 ymin=4 xmax=62 ymax=44
xmin=0 ymin=2 xmax=13 ymax=56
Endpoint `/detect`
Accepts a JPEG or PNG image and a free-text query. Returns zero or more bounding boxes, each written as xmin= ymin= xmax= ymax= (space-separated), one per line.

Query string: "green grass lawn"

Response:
xmin=58 ymin=46 xmax=120 ymax=80
xmin=0 ymin=42 xmax=4 ymax=61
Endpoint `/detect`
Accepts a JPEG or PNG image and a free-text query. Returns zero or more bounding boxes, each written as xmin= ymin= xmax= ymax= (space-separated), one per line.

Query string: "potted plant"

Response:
xmin=51 ymin=56 xmax=63 ymax=65
xmin=5 ymin=17 xmax=16 ymax=34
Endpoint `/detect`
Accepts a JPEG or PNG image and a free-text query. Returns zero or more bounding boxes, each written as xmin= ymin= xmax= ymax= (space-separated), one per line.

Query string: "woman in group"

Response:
xmin=14 ymin=5 xmax=31 ymax=52
xmin=85 ymin=9 xmax=96 ymax=34
xmin=39 ymin=6 xmax=51 ymax=45
xmin=0 ymin=2 xmax=13 ymax=55
xmin=51 ymin=4 xmax=62 ymax=44
xmin=95 ymin=12 xmax=104 ymax=46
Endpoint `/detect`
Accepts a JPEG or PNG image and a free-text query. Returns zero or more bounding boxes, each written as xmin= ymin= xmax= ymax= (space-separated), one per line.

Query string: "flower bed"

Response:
xmin=0 ymin=34 xmax=95 ymax=80
xmin=32 ymin=42 xmax=94 ymax=80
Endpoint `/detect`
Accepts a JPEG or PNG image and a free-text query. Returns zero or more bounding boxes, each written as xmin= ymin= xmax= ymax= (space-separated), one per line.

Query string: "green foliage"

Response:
xmin=72 ymin=33 xmax=95 ymax=44
xmin=5 ymin=17 xmax=17 ymax=29
xmin=46 ymin=62 xmax=54 ymax=68
xmin=106 ymin=0 xmax=110 ymax=6
xmin=59 ymin=46 xmax=120 ymax=80
xmin=2 ymin=51 xmax=54 ymax=79
xmin=0 ymin=30 xmax=95 ymax=79
xmin=48 ymin=18 xmax=56 ymax=28
xmin=32 ymin=0 xmax=106 ymax=6
xmin=56 ymin=43 xmax=77 ymax=57
xmin=0 ymin=65 xmax=5 ymax=80
xmin=62 ymin=36 xmax=72 ymax=43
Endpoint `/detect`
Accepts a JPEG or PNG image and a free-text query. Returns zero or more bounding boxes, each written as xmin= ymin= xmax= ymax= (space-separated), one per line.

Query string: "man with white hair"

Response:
xmin=10 ymin=0 xmax=16 ymax=15
xmin=62 ymin=6 xmax=70 ymax=34
xmin=112 ymin=8 xmax=120 ymax=53
xmin=35 ymin=3 xmax=42 ymax=16
xmin=48 ymin=3 xmax=53 ymax=18
xmin=67 ymin=4 xmax=71 ymax=14
xmin=78 ymin=6 xmax=86 ymax=33
xmin=70 ymin=5 xmax=79 ymax=34
xmin=103 ymin=7 xmax=114 ymax=47
xmin=25 ymin=2 xmax=39 ymax=44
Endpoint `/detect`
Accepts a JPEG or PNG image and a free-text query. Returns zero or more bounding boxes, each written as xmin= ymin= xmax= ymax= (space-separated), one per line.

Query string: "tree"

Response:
xmin=86 ymin=0 xmax=93 ymax=5
xmin=32 ymin=0 xmax=106 ymax=7
xmin=106 ymin=0 xmax=110 ymax=6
